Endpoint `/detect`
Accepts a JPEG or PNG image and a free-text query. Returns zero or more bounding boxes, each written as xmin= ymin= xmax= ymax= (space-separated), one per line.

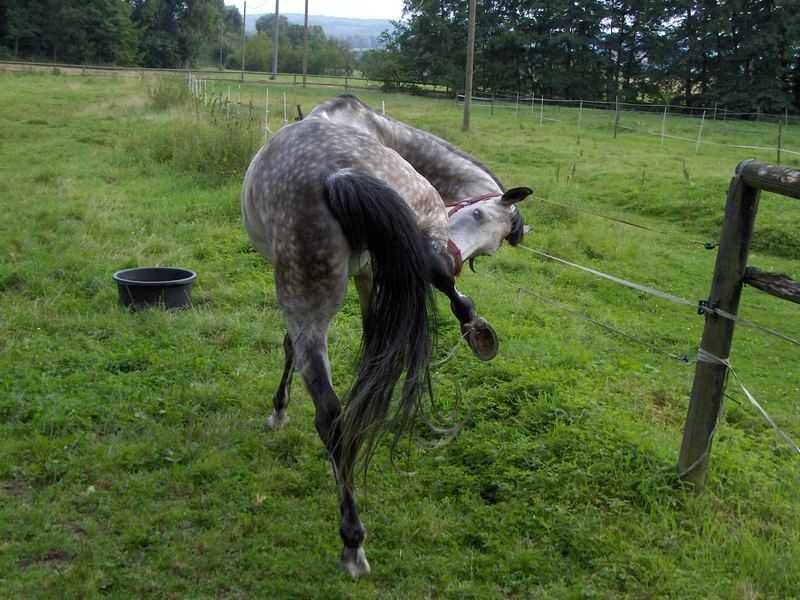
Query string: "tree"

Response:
xmin=0 ymin=0 xmax=137 ymax=64
xmin=130 ymin=0 xmax=223 ymax=68
xmin=56 ymin=0 xmax=138 ymax=65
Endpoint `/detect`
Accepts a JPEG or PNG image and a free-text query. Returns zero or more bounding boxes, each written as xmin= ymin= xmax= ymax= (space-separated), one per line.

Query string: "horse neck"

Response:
xmin=366 ymin=113 xmax=502 ymax=203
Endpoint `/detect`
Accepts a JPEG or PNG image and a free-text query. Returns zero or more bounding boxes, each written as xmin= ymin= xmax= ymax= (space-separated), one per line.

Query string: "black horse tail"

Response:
xmin=324 ymin=170 xmax=436 ymax=482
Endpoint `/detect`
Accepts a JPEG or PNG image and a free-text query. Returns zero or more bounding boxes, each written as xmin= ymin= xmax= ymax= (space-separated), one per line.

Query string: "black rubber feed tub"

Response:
xmin=113 ymin=267 xmax=196 ymax=311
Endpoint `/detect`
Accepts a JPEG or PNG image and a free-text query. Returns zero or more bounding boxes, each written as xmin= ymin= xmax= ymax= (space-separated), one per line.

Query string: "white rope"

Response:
xmin=697 ymin=348 xmax=800 ymax=455
xmin=518 ymin=245 xmax=696 ymax=308
xmin=483 ymin=267 xmax=693 ymax=365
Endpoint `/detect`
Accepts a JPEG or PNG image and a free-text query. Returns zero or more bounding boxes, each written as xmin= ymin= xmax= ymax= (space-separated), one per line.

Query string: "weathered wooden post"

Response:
xmin=678 ymin=160 xmax=800 ymax=490
xmin=462 ymin=0 xmax=476 ymax=132
xmin=678 ymin=161 xmax=760 ymax=490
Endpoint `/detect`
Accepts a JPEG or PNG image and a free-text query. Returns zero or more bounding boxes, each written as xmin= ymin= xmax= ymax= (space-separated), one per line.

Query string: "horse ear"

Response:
xmin=500 ymin=187 xmax=532 ymax=206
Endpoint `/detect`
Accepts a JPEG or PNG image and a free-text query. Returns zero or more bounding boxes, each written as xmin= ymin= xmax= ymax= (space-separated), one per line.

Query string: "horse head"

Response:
xmin=446 ymin=187 xmax=532 ymax=274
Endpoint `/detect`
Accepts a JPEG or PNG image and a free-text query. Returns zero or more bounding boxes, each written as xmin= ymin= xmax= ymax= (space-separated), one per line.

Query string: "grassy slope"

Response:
xmin=0 ymin=72 xmax=798 ymax=599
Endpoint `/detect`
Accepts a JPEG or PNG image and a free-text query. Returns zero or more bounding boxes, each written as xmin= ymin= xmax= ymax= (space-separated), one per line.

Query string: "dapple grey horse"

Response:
xmin=242 ymin=95 xmax=531 ymax=576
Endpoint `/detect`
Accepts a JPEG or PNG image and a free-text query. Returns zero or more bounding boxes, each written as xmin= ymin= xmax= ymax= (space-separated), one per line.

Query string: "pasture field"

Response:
xmin=1 ymin=71 xmax=799 ymax=598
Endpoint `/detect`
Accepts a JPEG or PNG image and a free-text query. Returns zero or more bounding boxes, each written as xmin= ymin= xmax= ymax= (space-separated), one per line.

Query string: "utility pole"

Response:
xmin=219 ymin=15 xmax=223 ymax=71
xmin=240 ymin=1 xmax=247 ymax=80
xmin=271 ymin=0 xmax=280 ymax=80
xmin=462 ymin=0 xmax=476 ymax=131
xmin=302 ymin=0 xmax=309 ymax=88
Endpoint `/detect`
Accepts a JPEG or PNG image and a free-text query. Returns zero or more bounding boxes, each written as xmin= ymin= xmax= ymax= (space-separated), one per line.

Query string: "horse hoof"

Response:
xmin=339 ymin=546 xmax=371 ymax=578
xmin=463 ymin=318 xmax=499 ymax=361
xmin=267 ymin=411 xmax=288 ymax=431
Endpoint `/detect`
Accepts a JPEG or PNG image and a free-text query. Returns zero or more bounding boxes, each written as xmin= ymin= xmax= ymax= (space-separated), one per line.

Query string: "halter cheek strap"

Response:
xmin=445 ymin=192 xmax=503 ymax=277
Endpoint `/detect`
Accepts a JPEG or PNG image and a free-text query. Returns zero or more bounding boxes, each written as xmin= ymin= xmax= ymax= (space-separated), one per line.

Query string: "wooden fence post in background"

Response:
xmin=678 ymin=161 xmax=760 ymax=490
xmin=777 ymin=121 xmax=782 ymax=165
xmin=613 ymin=95 xmax=620 ymax=138
xmin=462 ymin=0 xmax=476 ymax=131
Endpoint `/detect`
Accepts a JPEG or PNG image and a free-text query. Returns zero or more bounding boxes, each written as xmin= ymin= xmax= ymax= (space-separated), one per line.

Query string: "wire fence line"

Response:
xmin=481 ymin=249 xmax=800 ymax=457
xmin=532 ymin=194 xmax=718 ymax=249
xmin=481 ymin=266 xmax=695 ymax=365
xmin=516 ymin=243 xmax=800 ymax=348
xmin=458 ymin=91 xmax=800 ymax=125
xmin=457 ymin=93 xmax=800 ymax=162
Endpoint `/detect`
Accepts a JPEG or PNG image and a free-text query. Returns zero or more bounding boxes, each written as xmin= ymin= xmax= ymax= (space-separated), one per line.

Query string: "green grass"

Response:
xmin=1 ymin=71 xmax=799 ymax=599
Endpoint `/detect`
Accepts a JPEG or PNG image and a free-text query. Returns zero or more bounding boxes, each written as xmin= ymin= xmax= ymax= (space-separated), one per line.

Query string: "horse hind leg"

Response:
xmin=268 ymin=333 xmax=294 ymax=430
xmin=289 ymin=327 xmax=371 ymax=577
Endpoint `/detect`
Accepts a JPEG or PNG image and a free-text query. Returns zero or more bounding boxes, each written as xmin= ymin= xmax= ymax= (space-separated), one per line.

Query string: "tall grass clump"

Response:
xmin=128 ymin=87 xmax=263 ymax=187
xmin=147 ymin=75 xmax=190 ymax=111
xmin=170 ymin=105 xmax=261 ymax=186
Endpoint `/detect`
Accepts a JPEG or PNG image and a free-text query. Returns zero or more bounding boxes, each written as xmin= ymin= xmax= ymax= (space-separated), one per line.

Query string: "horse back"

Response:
xmin=242 ymin=117 xmax=449 ymax=267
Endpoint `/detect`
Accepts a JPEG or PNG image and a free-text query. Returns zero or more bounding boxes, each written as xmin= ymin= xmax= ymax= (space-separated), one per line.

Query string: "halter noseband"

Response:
xmin=445 ymin=192 xmax=503 ymax=276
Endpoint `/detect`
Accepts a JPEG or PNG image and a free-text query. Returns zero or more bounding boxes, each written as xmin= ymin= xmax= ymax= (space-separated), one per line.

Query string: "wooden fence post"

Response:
xmin=677 ymin=161 xmax=760 ymax=491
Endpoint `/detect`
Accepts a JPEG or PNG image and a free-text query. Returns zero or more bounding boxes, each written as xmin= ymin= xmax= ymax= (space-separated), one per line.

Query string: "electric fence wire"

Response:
xmin=480 ymin=267 xmax=694 ymax=365
xmin=516 ymin=244 xmax=800 ymax=348
xmin=530 ymin=194 xmax=718 ymax=249
xmin=480 ymin=264 xmax=800 ymax=458
xmin=617 ymin=123 xmax=800 ymax=156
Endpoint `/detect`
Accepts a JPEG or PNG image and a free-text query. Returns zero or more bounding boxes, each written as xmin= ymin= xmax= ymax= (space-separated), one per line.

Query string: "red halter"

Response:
xmin=445 ymin=192 xmax=503 ymax=276
xmin=445 ymin=192 xmax=503 ymax=217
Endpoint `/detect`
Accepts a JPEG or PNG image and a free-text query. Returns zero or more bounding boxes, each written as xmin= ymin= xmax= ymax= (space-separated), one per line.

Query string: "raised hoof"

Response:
xmin=462 ymin=317 xmax=499 ymax=361
xmin=339 ymin=546 xmax=371 ymax=578
xmin=267 ymin=410 xmax=289 ymax=431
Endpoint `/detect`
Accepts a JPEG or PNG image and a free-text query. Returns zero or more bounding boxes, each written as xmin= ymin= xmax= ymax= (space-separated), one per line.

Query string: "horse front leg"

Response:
xmin=430 ymin=252 xmax=499 ymax=361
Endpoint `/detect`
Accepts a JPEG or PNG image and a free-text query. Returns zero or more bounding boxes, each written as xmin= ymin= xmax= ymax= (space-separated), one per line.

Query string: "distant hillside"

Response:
xmin=244 ymin=13 xmax=394 ymax=49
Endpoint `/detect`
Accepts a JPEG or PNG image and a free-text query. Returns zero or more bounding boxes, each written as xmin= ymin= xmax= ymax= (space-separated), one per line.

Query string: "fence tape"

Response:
xmin=482 ymin=267 xmax=693 ymax=364
xmin=518 ymin=245 xmax=697 ymax=307
xmin=519 ymin=244 xmax=800 ymax=348
xmin=697 ymin=348 xmax=800 ymax=455
xmin=532 ymin=195 xmax=716 ymax=248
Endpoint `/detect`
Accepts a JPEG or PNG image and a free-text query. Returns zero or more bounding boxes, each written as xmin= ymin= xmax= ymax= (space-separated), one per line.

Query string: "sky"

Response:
xmin=224 ymin=0 xmax=405 ymax=21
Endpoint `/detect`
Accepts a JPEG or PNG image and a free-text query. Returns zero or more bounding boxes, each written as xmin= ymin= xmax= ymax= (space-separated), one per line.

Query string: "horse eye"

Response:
xmin=472 ymin=208 xmax=483 ymax=221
